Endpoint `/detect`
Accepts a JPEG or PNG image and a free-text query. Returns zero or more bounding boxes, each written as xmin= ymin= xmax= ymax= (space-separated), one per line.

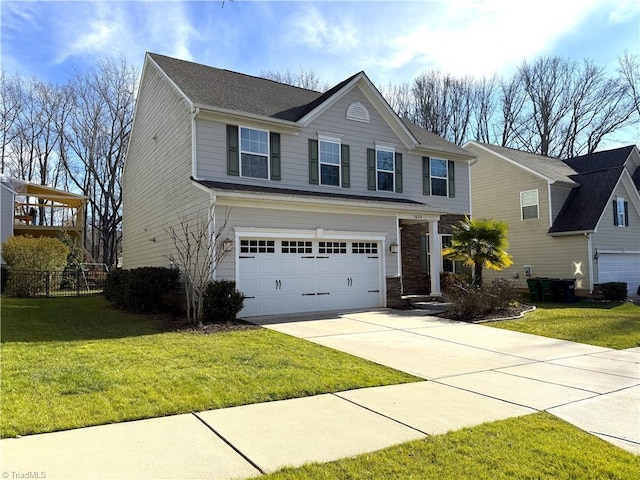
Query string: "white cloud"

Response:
xmin=284 ymin=5 xmax=358 ymax=53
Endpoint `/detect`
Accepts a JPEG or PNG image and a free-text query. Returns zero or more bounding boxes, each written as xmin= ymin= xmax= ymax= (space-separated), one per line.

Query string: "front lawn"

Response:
xmin=258 ymin=412 xmax=640 ymax=479
xmin=0 ymin=296 xmax=419 ymax=438
xmin=488 ymin=301 xmax=640 ymax=349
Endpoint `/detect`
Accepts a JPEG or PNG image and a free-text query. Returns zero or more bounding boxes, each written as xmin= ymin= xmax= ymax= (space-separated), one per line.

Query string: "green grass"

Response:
xmin=258 ymin=412 xmax=640 ymax=480
xmin=488 ymin=301 xmax=640 ymax=349
xmin=0 ymin=296 xmax=419 ymax=438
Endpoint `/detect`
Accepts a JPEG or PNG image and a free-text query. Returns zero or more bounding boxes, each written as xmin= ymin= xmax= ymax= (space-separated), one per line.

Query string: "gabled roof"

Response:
xmin=549 ymin=167 xmax=624 ymax=234
xmin=147 ymin=53 xmax=470 ymax=157
xmin=563 ymin=145 xmax=635 ymax=174
xmin=149 ymin=53 xmax=322 ymax=121
xmin=467 ymin=142 xmax=578 ymax=185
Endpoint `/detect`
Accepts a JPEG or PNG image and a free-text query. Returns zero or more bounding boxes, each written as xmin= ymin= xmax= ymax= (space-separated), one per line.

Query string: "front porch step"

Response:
xmin=401 ymin=295 xmax=450 ymax=313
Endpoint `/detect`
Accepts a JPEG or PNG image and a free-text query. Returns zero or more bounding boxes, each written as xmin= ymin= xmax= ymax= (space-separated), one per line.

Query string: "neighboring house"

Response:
xmin=0 ymin=175 xmax=87 ymax=263
xmin=464 ymin=142 xmax=640 ymax=296
xmin=122 ymin=53 xmax=475 ymax=317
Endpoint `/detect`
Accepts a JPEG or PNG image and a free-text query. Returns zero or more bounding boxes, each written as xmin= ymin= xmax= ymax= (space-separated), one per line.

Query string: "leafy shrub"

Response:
xmin=444 ymin=278 xmax=518 ymax=321
xmin=203 ymin=280 xmax=245 ymax=323
xmin=1 ymin=235 xmax=69 ymax=296
xmin=593 ymin=282 xmax=627 ymax=302
xmin=57 ymin=231 xmax=84 ymax=290
xmin=105 ymin=267 xmax=180 ymax=312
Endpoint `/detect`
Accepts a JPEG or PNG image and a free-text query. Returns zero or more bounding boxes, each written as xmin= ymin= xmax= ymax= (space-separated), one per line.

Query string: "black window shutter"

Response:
xmin=341 ymin=144 xmax=350 ymax=188
xmin=308 ymin=139 xmax=319 ymax=185
xmin=395 ymin=153 xmax=403 ymax=193
xmin=624 ymin=201 xmax=629 ymax=227
xmin=422 ymin=157 xmax=430 ymax=195
xmin=613 ymin=200 xmax=619 ymax=226
xmin=420 ymin=234 xmax=429 ymax=273
xmin=270 ymin=132 xmax=281 ymax=181
xmin=367 ymin=148 xmax=376 ymax=190
xmin=448 ymin=160 xmax=455 ymax=198
xmin=227 ymin=125 xmax=239 ymax=176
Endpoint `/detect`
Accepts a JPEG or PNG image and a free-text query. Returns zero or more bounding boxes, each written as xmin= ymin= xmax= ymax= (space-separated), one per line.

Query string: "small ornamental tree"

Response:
xmin=165 ymin=209 xmax=230 ymax=325
xmin=442 ymin=216 xmax=513 ymax=286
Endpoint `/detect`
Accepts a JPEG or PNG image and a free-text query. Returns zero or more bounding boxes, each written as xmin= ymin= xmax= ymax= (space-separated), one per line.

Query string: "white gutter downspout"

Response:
xmin=191 ymin=106 xmax=200 ymax=179
xmin=587 ymin=232 xmax=594 ymax=293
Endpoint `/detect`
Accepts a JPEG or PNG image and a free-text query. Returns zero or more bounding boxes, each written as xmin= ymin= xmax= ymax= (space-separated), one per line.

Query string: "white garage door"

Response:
xmin=598 ymin=253 xmax=640 ymax=296
xmin=237 ymin=238 xmax=382 ymax=317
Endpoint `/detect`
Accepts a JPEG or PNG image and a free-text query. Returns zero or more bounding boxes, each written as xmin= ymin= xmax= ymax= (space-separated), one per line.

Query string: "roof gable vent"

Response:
xmin=346 ymin=102 xmax=370 ymax=123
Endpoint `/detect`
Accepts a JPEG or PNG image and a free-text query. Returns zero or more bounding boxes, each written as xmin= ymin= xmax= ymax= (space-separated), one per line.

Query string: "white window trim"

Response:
xmin=318 ymin=135 xmax=342 ymax=187
xmin=430 ymin=158 xmax=449 ymax=197
xmin=375 ymin=145 xmax=395 ymax=192
xmin=240 ymin=126 xmax=270 ymax=179
xmin=520 ymin=189 xmax=539 ymax=220
xmin=616 ymin=197 xmax=626 ymax=227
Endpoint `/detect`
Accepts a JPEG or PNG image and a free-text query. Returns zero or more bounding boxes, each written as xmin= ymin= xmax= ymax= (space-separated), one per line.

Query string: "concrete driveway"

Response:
xmin=254 ymin=308 xmax=640 ymax=455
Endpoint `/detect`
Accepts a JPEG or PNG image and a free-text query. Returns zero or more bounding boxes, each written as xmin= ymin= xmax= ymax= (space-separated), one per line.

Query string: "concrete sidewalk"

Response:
xmin=1 ymin=310 xmax=638 ymax=479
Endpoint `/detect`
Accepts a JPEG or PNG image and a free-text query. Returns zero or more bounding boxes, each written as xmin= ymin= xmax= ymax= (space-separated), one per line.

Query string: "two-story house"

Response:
xmin=464 ymin=142 xmax=640 ymax=297
xmin=122 ymin=53 xmax=475 ymax=317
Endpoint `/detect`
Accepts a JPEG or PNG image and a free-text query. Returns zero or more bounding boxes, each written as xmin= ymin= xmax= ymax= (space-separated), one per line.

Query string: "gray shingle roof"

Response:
xmin=563 ymin=145 xmax=635 ymax=174
xmin=473 ymin=142 xmax=578 ymax=185
xmin=193 ymin=179 xmax=425 ymax=206
xmin=148 ymin=53 xmax=467 ymax=156
xmin=149 ymin=53 xmax=322 ymax=121
xmin=549 ymin=167 xmax=624 ymax=233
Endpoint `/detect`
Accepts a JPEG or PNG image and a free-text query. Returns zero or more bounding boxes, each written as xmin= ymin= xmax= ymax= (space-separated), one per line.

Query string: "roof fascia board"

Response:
xmin=548 ymin=229 xmax=594 ymax=237
xmin=465 ymin=141 xmax=557 ymax=183
xmin=410 ymin=146 xmax=475 ymax=161
xmin=195 ymin=106 xmax=301 ymax=134
xmin=297 ymin=73 xmax=418 ymax=149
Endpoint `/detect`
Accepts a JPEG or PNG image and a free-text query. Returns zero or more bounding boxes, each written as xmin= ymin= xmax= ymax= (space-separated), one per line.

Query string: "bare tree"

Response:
xmin=260 ymin=67 xmax=329 ymax=92
xmin=471 ymin=75 xmax=497 ymax=144
xmin=165 ymin=209 xmax=230 ymax=325
xmin=0 ymin=72 xmax=23 ymax=174
xmin=618 ymin=50 xmax=640 ymax=117
xmin=61 ymin=58 xmax=137 ymax=265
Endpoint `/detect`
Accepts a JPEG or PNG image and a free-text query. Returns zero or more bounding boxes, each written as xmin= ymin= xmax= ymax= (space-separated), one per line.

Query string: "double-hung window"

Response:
xmin=520 ymin=189 xmax=539 ymax=220
xmin=376 ymin=147 xmax=395 ymax=192
xmin=319 ymin=137 xmax=341 ymax=187
xmin=614 ymin=197 xmax=629 ymax=227
xmin=430 ymin=159 xmax=448 ymax=196
xmin=240 ymin=127 xmax=269 ymax=179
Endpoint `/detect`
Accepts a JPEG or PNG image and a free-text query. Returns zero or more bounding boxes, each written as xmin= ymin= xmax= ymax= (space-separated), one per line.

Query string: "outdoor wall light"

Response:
xmin=389 ymin=242 xmax=398 ymax=254
xmin=222 ymin=238 xmax=233 ymax=253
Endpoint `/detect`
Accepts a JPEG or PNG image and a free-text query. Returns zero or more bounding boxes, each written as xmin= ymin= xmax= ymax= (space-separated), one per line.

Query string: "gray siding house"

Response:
xmin=465 ymin=142 xmax=640 ymax=297
xmin=123 ymin=53 xmax=475 ymax=317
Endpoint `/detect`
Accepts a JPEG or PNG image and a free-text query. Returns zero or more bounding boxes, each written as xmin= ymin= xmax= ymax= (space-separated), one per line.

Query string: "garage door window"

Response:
xmin=352 ymin=242 xmax=378 ymax=254
xmin=282 ymin=241 xmax=312 ymax=254
xmin=240 ymin=239 xmax=275 ymax=253
xmin=319 ymin=241 xmax=347 ymax=254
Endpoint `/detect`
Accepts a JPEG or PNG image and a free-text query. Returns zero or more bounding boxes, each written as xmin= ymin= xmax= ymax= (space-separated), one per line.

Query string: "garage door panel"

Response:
xmin=599 ymin=253 xmax=640 ymax=294
xmin=237 ymin=238 xmax=383 ymax=317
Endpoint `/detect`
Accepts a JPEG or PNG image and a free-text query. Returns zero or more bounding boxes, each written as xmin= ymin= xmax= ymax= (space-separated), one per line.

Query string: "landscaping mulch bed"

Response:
xmin=161 ymin=315 xmax=260 ymax=334
xmin=436 ymin=303 xmax=535 ymax=323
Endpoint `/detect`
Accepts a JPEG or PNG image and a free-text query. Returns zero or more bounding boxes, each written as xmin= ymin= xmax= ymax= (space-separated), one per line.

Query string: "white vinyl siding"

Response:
xmin=194 ymin=86 xmax=471 ymax=215
xmin=122 ymin=59 xmax=209 ymax=269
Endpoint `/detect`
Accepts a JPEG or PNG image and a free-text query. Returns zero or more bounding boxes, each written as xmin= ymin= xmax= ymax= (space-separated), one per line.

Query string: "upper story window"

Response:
xmin=319 ymin=136 xmax=341 ymax=187
xmin=422 ymin=157 xmax=454 ymax=198
xmin=614 ymin=197 xmax=629 ymax=227
xmin=376 ymin=147 xmax=395 ymax=192
xmin=240 ymin=127 xmax=269 ymax=179
xmin=430 ymin=159 xmax=448 ymax=196
xmin=520 ymin=189 xmax=539 ymax=220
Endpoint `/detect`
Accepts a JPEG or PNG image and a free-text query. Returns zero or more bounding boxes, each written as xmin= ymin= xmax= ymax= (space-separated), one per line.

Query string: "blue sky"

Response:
xmin=3 ymin=0 xmax=638 ymax=87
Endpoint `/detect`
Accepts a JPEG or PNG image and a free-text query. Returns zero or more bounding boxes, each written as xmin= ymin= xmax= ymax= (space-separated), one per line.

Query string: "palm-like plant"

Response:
xmin=443 ymin=216 xmax=513 ymax=286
